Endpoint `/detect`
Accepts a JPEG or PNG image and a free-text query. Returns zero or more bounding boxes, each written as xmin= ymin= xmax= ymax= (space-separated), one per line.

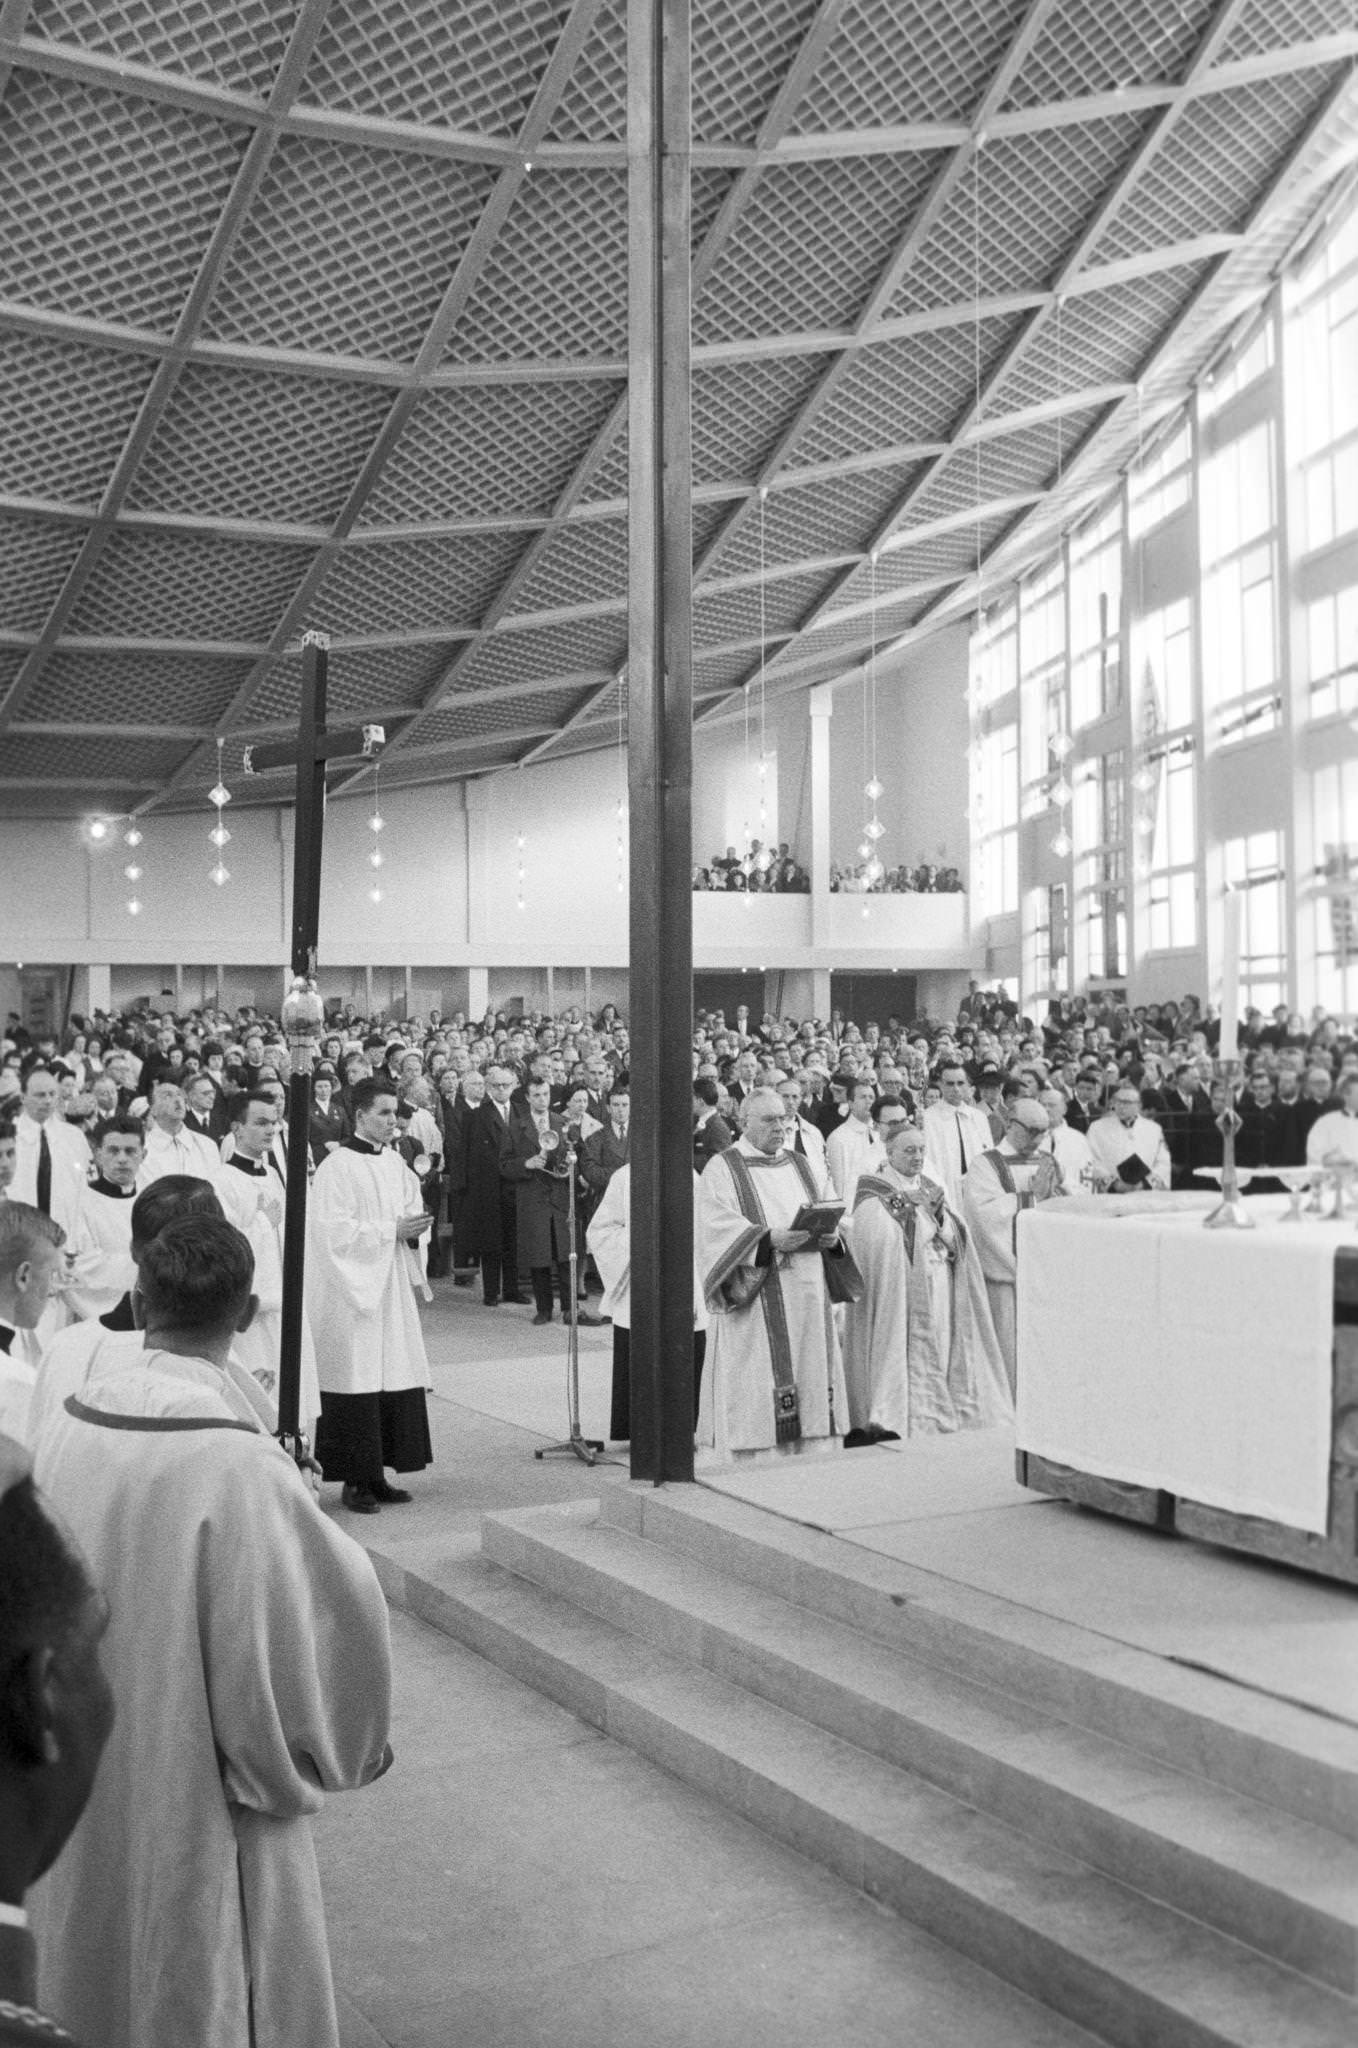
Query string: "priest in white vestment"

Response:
xmin=963 ymin=1099 xmax=1067 ymax=1394
xmin=1086 ymin=1085 xmax=1172 ymax=1191
xmin=696 ymin=1089 xmax=854 ymax=1459
xmin=217 ymin=1089 xmax=321 ymax=1432
xmin=824 ymin=1079 xmax=884 ymax=1201
xmin=1306 ymin=1073 xmax=1358 ymax=1168
xmin=31 ymin=1212 xmax=392 ymax=2048
xmin=922 ymin=1062 xmax=993 ymax=1209
xmin=64 ymin=1115 xmax=142 ymax=1320
xmin=307 ymin=1076 xmax=433 ymax=1514
xmin=842 ymin=1123 xmax=1010 ymax=1444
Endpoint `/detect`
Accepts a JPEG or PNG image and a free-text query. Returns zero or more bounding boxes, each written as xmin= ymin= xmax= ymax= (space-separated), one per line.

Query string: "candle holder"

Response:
xmin=1204 ymin=1059 xmax=1255 ymax=1230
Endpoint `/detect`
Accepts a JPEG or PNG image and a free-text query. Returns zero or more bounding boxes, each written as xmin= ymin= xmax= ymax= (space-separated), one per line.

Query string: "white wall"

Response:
xmin=828 ymin=623 xmax=969 ymax=878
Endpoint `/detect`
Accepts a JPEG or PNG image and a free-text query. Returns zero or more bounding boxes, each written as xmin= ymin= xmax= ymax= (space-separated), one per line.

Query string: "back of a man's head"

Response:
xmin=0 ymin=1455 xmax=111 ymax=1889
xmin=137 ymin=1216 xmax=254 ymax=1339
xmin=0 ymin=1201 xmax=66 ymax=1290
xmin=129 ymin=1176 xmax=222 ymax=1257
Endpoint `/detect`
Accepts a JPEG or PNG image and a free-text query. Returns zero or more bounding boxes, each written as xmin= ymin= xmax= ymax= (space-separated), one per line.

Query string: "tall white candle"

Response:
xmin=1218 ymin=886 xmax=1241 ymax=1063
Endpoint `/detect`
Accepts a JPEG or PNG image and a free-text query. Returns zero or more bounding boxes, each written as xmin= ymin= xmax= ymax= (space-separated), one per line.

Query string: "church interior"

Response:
xmin=3 ymin=3 xmax=1358 ymax=2045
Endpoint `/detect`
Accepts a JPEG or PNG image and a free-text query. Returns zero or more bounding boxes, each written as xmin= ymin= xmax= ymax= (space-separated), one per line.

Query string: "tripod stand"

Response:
xmin=534 ymin=1135 xmax=605 ymax=1466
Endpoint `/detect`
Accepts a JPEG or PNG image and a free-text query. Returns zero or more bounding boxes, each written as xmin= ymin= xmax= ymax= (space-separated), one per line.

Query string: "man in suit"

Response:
xmin=692 ymin=1077 xmax=734 ymax=1174
xmin=579 ymin=1078 xmax=630 ymax=1203
xmin=501 ymin=1079 xmax=573 ymax=1324
xmin=466 ymin=1065 xmax=525 ymax=1306
xmin=1062 ymin=1067 xmax=1105 ymax=1136
xmin=183 ymin=1071 xmax=228 ymax=1145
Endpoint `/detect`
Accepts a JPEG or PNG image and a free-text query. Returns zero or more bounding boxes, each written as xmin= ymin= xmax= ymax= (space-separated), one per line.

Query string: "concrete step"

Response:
xmin=378 ymin=1534 xmax=1358 ymax=2048
xmin=480 ymin=1501 xmax=1358 ymax=1997
xmin=600 ymin=1482 xmax=1358 ymax=1848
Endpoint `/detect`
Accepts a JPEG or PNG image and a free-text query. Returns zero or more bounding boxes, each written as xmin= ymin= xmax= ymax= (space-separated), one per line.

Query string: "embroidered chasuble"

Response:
xmin=696 ymin=1137 xmax=849 ymax=1457
xmin=842 ymin=1168 xmax=1010 ymax=1439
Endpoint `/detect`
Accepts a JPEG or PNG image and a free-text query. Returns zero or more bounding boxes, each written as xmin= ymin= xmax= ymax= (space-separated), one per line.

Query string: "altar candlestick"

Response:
xmin=1219 ymin=886 xmax=1241 ymax=1063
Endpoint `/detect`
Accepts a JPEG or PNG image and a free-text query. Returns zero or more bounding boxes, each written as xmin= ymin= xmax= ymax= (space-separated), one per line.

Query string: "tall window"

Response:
xmin=1018 ymin=559 xmax=1069 ymax=818
xmin=1068 ymin=503 xmax=1123 ymax=730
xmin=1074 ymin=748 xmax=1126 ymax=980
xmin=1129 ymin=416 xmax=1193 ymax=539
xmin=975 ymin=723 xmax=1018 ymax=917
xmin=1223 ymin=831 xmax=1287 ymax=1012
xmin=1304 ymin=583 xmax=1358 ymax=723
xmin=1308 ymin=758 xmax=1358 ymax=1014
xmin=1292 ymin=203 xmax=1358 ymax=554
xmin=1023 ymin=882 xmax=1069 ymax=1006
xmin=1199 ymin=420 xmax=1281 ymax=743
xmin=971 ymin=599 xmax=1018 ymax=710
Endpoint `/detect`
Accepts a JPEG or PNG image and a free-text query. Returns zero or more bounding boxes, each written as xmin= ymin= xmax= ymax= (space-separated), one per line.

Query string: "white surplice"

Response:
xmin=31 ymin=1349 xmax=392 ymax=2048
xmin=217 ymin=1159 xmax=321 ymax=1430
xmin=306 ymin=1143 xmax=431 ymax=1397
xmin=65 ymin=1182 xmax=137 ymax=1319
xmin=696 ymin=1137 xmax=849 ymax=1456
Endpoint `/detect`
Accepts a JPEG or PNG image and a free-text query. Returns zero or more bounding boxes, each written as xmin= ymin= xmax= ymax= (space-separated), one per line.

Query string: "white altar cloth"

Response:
xmin=1015 ymin=1200 xmax=1340 ymax=1536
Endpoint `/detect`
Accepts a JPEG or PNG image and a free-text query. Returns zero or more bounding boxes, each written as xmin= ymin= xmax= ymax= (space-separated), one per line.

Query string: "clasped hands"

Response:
xmin=395 ymin=1211 xmax=433 ymax=1243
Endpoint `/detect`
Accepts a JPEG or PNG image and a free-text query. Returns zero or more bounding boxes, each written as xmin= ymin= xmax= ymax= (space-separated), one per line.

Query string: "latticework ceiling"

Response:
xmin=2 ymin=0 xmax=1357 ymax=817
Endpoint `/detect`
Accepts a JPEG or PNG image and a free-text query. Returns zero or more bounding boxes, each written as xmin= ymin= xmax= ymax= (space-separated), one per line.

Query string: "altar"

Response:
xmin=1014 ymin=1194 xmax=1358 ymax=1584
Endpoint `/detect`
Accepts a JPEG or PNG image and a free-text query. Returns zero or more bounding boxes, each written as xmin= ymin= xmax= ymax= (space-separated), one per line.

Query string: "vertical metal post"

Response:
xmin=276 ymin=632 xmax=328 ymax=1446
xmin=627 ymin=0 xmax=694 ymax=1484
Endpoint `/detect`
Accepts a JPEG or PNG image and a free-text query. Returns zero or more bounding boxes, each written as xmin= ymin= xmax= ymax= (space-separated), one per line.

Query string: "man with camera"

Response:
xmin=501 ymin=1077 xmax=575 ymax=1325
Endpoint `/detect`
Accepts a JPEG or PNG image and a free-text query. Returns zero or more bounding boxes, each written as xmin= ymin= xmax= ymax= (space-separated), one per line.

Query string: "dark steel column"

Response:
xmin=627 ymin=0 xmax=695 ymax=1483
xmin=275 ymin=631 xmax=327 ymax=1445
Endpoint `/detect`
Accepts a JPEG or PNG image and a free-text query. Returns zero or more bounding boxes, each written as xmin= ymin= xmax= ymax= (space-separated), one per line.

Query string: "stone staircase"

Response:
xmin=371 ymin=1482 xmax=1358 ymax=2048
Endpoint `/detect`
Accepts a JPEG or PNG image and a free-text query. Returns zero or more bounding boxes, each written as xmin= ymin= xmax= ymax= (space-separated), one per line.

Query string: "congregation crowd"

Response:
xmin=4 ymin=974 xmax=1358 ymax=2046
xmin=690 ymin=841 xmax=964 ymax=893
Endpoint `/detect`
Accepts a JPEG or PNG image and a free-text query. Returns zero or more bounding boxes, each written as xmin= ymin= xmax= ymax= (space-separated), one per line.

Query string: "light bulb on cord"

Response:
xmin=124 ymin=864 xmax=142 ymax=882
xmin=864 ymin=776 xmax=884 ymax=802
xmin=370 ymin=849 xmax=383 ymax=869
xmin=369 ymin=886 xmax=383 ymax=905
xmin=124 ymin=827 xmax=142 ymax=848
xmin=369 ymin=813 xmax=384 ymax=833
xmin=127 ymin=897 xmax=141 ymax=916
xmin=1050 ymin=829 xmax=1073 ymax=859
xmin=211 ymin=864 xmax=230 ymax=887
xmin=88 ymin=819 xmax=108 ymax=842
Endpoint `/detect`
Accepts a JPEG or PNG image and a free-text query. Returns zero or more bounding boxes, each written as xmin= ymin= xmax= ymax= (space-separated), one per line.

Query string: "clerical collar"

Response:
xmin=90 ymin=1175 xmax=136 ymax=1199
xmin=226 ymin=1153 xmax=267 ymax=1176
xmin=344 ymin=1135 xmax=383 ymax=1154
xmin=0 ymin=1326 xmax=13 ymax=1355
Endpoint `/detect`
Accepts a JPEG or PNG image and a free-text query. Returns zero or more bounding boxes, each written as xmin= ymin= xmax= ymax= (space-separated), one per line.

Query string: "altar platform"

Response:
xmin=333 ymin=1285 xmax=1358 ymax=2048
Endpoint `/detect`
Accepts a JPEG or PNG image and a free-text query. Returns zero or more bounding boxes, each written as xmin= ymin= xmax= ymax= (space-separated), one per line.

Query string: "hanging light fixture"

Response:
xmin=615 ymin=668 xmax=627 ymax=894
xmin=208 ymin=737 xmax=231 ymax=887
xmin=367 ymin=755 xmax=385 ymax=902
xmin=516 ymin=831 xmax=526 ymax=912
xmin=859 ymin=548 xmax=886 ymax=909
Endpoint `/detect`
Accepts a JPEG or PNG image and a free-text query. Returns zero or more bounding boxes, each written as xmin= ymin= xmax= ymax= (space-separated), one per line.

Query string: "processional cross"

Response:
xmin=242 ymin=629 xmax=384 ymax=1460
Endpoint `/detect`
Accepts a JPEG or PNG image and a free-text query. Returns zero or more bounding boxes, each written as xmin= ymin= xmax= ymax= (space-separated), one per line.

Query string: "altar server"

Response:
xmin=696 ymin=1088 xmax=854 ymax=1459
xmin=217 ymin=1090 xmax=321 ymax=1433
xmin=31 ymin=1214 xmax=393 ymax=2048
xmin=65 ymin=1116 xmax=142 ymax=1320
xmin=0 ymin=1203 xmax=66 ymax=1442
xmin=843 ymin=1123 xmax=1009 ymax=1444
xmin=1086 ymin=1085 xmax=1172 ymax=1191
xmin=586 ymin=1158 xmax=707 ymax=1442
xmin=307 ymin=1076 xmax=433 ymax=1514
xmin=963 ymin=1098 xmax=1066 ymax=1394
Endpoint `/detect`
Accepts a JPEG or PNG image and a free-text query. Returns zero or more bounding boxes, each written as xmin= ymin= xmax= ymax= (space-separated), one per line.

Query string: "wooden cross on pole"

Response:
xmin=242 ymin=629 xmax=384 ymax=1458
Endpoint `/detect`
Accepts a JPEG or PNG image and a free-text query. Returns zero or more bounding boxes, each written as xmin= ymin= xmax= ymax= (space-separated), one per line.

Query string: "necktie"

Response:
xmin=955 ymin=1112 xmax=968 ymax=1176
xmin=793 ymin=1125 xmax=806 ymax=1156
xmin=36 ymin=1129 xmax=51 ymax=1216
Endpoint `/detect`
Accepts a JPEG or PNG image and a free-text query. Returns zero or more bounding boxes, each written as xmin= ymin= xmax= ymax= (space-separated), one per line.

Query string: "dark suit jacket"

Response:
xmin=693 ymin=1111 xmax=734 ymax=1174
xmin=579 ymin=1120 xmax=629 ymax=1198
xmin=500 ymin=1104 xmax=571 ymax=1265
xmin=467 ymin=1098 xmax=517 ymax=1252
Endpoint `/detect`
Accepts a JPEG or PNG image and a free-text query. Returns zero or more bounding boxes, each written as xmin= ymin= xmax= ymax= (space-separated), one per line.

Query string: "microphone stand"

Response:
xmin=535 ymin=1133 xmax=605 ymax=1465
